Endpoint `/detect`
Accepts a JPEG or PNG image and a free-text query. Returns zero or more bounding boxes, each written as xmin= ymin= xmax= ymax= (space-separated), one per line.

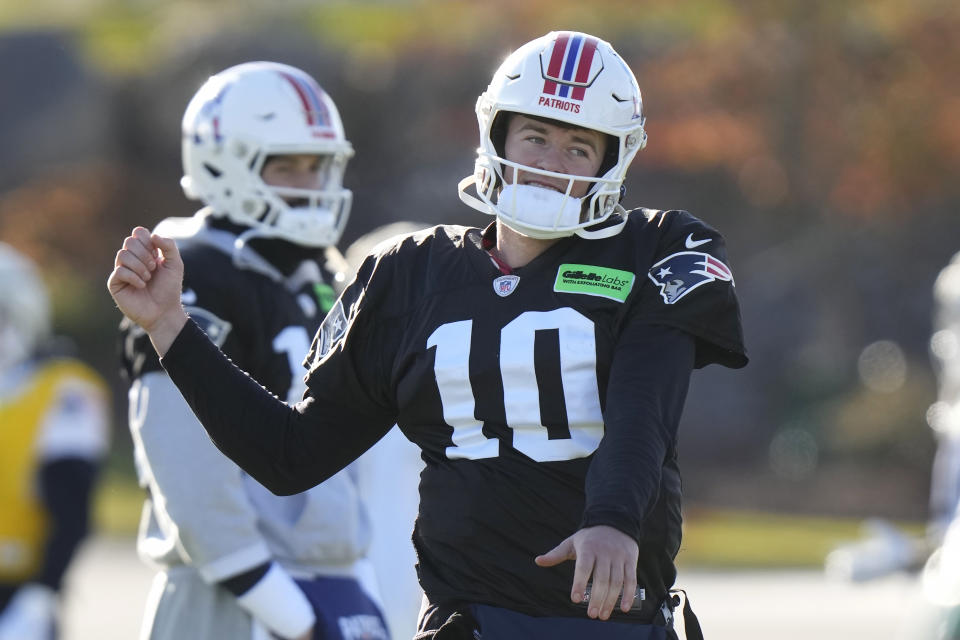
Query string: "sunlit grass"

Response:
xmin=93 ymin=471 xmax=926 ymax=568
xmin=679 ymin=507 xmax=925 ymax=568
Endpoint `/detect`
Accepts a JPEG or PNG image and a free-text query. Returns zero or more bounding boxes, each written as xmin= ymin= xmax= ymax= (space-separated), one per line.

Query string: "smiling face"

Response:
xmin=502 ymin=114 xmax=606 ymax=199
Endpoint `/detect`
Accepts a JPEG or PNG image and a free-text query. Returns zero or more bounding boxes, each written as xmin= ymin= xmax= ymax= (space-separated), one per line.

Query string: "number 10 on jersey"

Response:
xmin=427 ymin=308 xmax=604 ymax=463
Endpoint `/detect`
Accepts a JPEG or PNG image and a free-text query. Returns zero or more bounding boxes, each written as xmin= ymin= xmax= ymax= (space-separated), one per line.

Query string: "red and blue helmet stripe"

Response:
xmin=279 ymin=71 xmax=334 ymax=134
xmin=542 ymin=32 xmax=600 ymax=101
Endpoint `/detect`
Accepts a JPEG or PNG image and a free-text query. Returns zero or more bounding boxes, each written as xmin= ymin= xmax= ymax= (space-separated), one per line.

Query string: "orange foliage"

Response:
xmin=0 ymin=165 xmax=126 ymax=280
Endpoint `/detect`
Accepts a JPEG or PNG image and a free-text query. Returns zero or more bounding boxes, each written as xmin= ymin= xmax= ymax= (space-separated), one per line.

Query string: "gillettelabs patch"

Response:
xmin=553 ymin=264 xmax=635 ymax=302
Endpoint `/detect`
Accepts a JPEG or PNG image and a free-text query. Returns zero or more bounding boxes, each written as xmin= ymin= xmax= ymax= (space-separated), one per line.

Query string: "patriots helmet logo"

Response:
xmin=647 ymin=251 xmax=734 ymax=304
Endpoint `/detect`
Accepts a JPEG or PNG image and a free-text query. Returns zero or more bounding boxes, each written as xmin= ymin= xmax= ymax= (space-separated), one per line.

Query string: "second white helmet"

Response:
xmin=459 ymin=31 xmax=648 ymax=239
xmin=181 ymin=61 xmax=354 ymax=247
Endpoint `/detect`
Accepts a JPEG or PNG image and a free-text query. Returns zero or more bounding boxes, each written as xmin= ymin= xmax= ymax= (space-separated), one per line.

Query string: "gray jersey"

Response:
xmin=129 ymin=372 xmax=371 ymax=579
xmin=120 ymin=212 xmax=376 ymax=638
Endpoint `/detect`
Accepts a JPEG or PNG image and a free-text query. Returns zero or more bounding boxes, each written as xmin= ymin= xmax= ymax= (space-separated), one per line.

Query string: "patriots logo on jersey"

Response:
xmin=647 ymin=251 xmax=733 ymax=304
xmin=184 ymin=306 xmax=232 ymax=347
xmin=316 ymin=299 xmax=347 ymax=362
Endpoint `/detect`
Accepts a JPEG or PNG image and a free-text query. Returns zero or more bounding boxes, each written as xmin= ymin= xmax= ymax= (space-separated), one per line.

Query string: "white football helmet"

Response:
xmin=181 ymin=61 xmax=354 ymax=247
xmin=459 ymin=31 xmax=648 ymax=239
xmin=0 ymin=243 xmax=51 ymax=374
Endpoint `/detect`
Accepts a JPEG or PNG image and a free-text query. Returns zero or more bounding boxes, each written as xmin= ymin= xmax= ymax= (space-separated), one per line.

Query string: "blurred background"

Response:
xmin=1 ymin=0 xmax=959 ymax=637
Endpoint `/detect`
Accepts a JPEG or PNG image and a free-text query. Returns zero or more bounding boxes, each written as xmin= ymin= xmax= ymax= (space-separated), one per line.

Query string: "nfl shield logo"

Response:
xmin=493 ymin=275 xmax=520 ymax=297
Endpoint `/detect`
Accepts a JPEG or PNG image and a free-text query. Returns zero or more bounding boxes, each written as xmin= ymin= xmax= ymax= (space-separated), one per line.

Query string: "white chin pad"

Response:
xmin=498 ymin=184 xmax=582 ymax=231
xmin=276 ymin=207 xmax=335 ymax=234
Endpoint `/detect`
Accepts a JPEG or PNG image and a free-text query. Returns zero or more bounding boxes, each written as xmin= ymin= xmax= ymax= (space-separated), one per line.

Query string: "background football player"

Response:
xmin=907 ymin=252 xmax=960 ymax=638
xmin=824 ymin=253 xmax=960 ymax=592
xmin=0 ymin=243 xmax=110 ymax=640
xmin=108 ymin=32 xmax=747 ymax=640
xmin=118 ymin=62 xmax=389 ymax=640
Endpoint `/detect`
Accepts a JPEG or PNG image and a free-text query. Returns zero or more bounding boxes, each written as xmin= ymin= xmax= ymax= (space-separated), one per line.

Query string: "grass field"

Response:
xmin=677 ymin=507 xmax=924 ymax=568
xmin=92 ymin=470 xmax=926 ymax=570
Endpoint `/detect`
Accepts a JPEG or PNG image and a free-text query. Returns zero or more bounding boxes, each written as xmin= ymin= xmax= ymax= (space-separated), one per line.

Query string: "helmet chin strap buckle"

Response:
xmin=574 ymin=205 xmax=629 ymax=240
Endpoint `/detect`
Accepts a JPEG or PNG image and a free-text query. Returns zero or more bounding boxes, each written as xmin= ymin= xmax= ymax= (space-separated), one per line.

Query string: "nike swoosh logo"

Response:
xmin=180 ymin=288 xmax=197 ymax=305
xmin=685 ymin=234 xmax=712 ymax=249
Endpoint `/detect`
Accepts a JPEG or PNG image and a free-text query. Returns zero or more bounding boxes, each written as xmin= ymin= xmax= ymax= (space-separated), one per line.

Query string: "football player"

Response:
xmin=118 ymin=62 xmax=389 ymax=640
xmin=928 ymin=252 xmax=960 ymax=549
xmin=824 ymin=254 xmax=960 ymax=591
xmin=109 ymin=32 xmax=747 ymax=640
xmin=0 ymin=243 xmax=110 ymax=640
xmin=912 ymin=253 xmax=960 ymax=638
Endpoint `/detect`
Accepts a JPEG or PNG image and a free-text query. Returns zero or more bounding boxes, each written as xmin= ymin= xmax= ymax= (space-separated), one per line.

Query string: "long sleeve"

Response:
xmin=160 ymin=319 xmax=395 ymax=496
xmin=32 ymin=364 xmax=110 ymax=590
xmin=35 ymin=459 xmax=97 ymax=591
xmin=581 ymin=323 xmax=695 ymax=539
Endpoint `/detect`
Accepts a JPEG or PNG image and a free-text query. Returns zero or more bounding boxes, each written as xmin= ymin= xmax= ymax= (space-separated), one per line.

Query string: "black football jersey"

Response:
xmin=120 ymin=218 xmax=340 ymax=402
xmin=295 ymin=208 xmax=747 ymax=620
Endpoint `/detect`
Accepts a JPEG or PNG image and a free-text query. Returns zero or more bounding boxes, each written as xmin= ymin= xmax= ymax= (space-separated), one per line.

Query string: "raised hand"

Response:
xmin=535 ymin=524 xmax=640 ymax=620
xmin=107 ymin=226 xmax=188 ymax=356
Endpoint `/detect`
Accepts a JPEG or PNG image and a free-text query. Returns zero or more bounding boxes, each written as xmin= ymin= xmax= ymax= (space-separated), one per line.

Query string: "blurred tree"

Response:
xmin=0 ymin=0 xmax=957 ymax=518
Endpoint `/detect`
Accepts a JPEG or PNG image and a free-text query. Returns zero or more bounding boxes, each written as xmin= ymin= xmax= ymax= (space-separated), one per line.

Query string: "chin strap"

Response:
xmin=457 ymin=175 xmax=493 ymax=215
xmin=574 ymin=204 xmax=629 ymax=240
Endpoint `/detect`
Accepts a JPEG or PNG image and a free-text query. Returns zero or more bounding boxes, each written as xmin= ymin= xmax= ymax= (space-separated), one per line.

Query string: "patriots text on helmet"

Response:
xmin=537 ymin=96 xmax=581 ymax=113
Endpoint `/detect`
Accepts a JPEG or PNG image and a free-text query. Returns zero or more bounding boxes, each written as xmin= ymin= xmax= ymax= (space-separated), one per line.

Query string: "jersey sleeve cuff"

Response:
xmin=581 ymin=508 xmax=642 ymax=541
xmin=235 ymin=562 xmax=315 ymax=638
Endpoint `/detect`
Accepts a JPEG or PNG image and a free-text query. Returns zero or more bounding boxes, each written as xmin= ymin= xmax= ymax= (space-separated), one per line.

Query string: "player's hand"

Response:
xmin=107 ymin=227 xmax=187 ymax=356
xmin=535 ymin=525 xmax=639 ymax=620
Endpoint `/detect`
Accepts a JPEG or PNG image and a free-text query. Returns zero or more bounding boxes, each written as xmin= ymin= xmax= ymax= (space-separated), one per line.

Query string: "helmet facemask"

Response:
xmin=474 ymin=112 xmax=625 ymax=239
xmin=235 ymin=150 xmax=353 ymax=247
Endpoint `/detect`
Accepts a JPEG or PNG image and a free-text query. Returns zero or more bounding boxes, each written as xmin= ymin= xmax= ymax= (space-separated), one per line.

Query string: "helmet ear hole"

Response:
xmin=598 ymin=134 xmax=618 ymax=177
xmin=490 ymin=112 xmax=511 ymax=158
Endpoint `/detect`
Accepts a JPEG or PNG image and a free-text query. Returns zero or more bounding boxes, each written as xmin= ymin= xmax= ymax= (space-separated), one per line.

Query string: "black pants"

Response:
xmin=414 ymin=601 xmax=677 ymax=640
